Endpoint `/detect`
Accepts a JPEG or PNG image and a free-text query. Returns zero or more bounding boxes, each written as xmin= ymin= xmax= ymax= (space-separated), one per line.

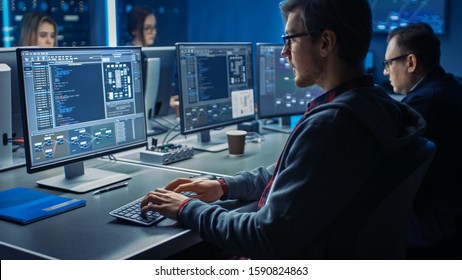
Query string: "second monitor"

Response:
xmin=176 ymin=43 xmax=255 ymax=152
xmin=142 ymin=46 xmax=179 ymax=135
xmin=142 ymin=46 xmax=179 ymax=117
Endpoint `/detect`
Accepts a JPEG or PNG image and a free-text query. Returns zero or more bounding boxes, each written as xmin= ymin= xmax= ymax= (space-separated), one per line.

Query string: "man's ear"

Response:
xmin=319 ymin=30 xmax=336 ymax=57
xmin=407 ymin=54 xmax=418 ymax=73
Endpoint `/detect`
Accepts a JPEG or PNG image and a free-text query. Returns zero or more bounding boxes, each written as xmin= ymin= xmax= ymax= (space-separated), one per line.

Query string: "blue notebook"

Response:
xmin=0 ymin=187 xmax=86 ymax=225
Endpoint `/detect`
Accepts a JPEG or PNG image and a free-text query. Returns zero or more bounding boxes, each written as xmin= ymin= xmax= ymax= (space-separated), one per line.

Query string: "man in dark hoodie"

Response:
xmin=140 ymin=0 xmax=426 ymax=259
xmin=384 ymin=23 xmax=462 ymax=253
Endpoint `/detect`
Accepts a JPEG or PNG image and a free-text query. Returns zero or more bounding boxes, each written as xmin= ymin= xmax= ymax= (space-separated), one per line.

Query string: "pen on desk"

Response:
xmin=93 ymin=182 xmax=129 ymax=195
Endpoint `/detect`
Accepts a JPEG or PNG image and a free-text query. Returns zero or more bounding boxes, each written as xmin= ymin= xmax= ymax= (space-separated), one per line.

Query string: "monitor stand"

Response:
xmin=262 ymin=116 xmax=293 ymax=134
xmin=37 ymin=161 xmax=130 ymax=193
xmin=180 ymin=130 xmax=228 ymax=153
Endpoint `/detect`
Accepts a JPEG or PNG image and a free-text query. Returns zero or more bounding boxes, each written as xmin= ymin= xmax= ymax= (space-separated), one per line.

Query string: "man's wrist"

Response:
xmin=177 ymin=197 xmax=195 ymax=220
xmin=217 ymin=178 xmax=228 ymax=200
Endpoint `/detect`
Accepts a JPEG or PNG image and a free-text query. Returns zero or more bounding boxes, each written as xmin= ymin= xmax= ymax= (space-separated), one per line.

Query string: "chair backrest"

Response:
xmin=324 ymin=137 xmax=436 ymax=259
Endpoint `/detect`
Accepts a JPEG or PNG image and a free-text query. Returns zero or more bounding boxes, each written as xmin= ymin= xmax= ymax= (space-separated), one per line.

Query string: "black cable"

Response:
xmin=105 ymin=154 xmax=117 ymax=161
xmin=165 ymin=132 xmax=184 ymax=144
xmin=156 ymin=116 xmax=180 ymax=129
xmin=162 ymin=122 xmax=182 ymax=145
xmin=150 ymin=116 xmax=180 ymax=132
xmin=6 ymin=137 xmax=24 ymax=145
xmin=150 ymin=118 xmax=172 ymax=132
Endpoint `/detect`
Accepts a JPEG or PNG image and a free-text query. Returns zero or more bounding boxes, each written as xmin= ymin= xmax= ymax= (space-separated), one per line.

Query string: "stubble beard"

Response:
xmin=294 ymin=53 xmax=323 ymax=88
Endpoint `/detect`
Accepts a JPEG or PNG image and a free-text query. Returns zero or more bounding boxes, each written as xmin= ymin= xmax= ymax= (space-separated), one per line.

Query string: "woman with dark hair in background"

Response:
xmin=127 ymin=6 xmax=156 ymax=47
xmin=19 ymin=12 xmax=57 ymax=47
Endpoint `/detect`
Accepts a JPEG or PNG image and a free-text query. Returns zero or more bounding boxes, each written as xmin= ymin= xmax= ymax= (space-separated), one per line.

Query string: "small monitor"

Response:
xmin=176 ymin=42 xmax=255 ymax=152
xmin=17 ymin=46 xmax=147 ymax=193
xmin=256 ymin=43 xmax=323 ymax=133
xmin=369 ymin=0 xmax=447 ymax=34
xmin=141 ymin=46 xmax=179 ymax=118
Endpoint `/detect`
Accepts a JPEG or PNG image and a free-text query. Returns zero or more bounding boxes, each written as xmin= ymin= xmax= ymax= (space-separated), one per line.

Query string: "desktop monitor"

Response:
xmin=256 ymin=43 xmax=323 ymax=133
xmin=176 ymin=42 xmax=255 ymax=152
xmin=369 ymin=0 xmax=447 ymax=34
xmin=143 ymin=57 xmax=162 ymax=136
xmin=16 ymin=46 xmax=147 ymax=193
xmin=141 ymin=46 xmax=179 ymax=118
xmin=0 ymin=48 xmax=23 ymax=139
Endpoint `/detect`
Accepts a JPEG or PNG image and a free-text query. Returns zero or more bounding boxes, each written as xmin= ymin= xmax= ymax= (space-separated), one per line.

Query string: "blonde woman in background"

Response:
xmin=19 ymin=12 xmax=57 ymax=47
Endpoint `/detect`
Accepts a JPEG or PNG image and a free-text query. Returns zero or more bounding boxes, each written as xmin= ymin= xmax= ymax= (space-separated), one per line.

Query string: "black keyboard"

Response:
xmin=109 ymin=196 xmax=163 ymax=226
xmin=109 ymin=191 xmax=198 ymax=226
xmin=109 ymin=174 xmax=215 ymax=226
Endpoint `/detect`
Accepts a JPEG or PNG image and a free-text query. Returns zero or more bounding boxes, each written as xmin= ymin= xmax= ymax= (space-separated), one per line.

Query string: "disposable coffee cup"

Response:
xmin=226 ymin=130 xmax=247 ymax=156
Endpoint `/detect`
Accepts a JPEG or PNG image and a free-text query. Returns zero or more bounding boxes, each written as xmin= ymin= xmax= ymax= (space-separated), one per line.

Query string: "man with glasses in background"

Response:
xmin=140 ymin=0 xmax=426 ymax=259
xmin=384 ymin=23 xmax=462 ymax=258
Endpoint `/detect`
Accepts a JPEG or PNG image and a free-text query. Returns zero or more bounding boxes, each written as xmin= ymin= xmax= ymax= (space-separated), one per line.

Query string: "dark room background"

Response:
xmin=1 ymin=0 xmax=461 ymax=83
xmin=186 ymin=0 xmax=461 ymax=84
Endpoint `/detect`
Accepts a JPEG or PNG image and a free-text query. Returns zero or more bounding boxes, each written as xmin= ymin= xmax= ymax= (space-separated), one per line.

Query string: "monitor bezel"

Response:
xmin=175 ymin=42 xmax=256 ymax=136
xmin=16 ymin=46 xmax=148 ymax=174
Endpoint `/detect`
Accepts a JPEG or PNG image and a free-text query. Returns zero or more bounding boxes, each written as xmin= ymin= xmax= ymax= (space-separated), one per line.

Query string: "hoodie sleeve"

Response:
xmin=222 ymin=164 xmax=275 ymax=201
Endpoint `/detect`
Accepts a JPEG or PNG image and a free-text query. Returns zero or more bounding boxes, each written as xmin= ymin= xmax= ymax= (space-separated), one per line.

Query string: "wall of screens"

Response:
xmin=369 ymin=0 xmax=447 ymax=34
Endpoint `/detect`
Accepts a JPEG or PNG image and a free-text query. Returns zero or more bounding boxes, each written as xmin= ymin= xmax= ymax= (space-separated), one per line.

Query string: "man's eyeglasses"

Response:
xmin=382 ymin=54 xmax=410 ymax=71
xmin=282 ymin=32 xmax=308 ymax=51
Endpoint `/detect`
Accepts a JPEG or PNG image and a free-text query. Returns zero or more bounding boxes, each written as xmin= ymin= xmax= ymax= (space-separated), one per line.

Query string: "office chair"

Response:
xmin=322 ymin=137 xmax=436 ymax=259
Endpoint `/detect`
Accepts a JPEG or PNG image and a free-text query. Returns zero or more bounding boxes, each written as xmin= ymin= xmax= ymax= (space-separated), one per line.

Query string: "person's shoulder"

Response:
xmin=332 ymin=86 xmax=391 ymax=108
xmin=422 ymin=67 xmax=460 ymax=90
xmin=427 ymin=71 xmax=462 ymax=98
xmin=406 ymin=73 xmax=462 ymax=110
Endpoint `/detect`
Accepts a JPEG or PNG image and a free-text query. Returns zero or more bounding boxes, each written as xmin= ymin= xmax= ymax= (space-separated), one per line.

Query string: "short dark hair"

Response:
xmin=280 ymin=0 xmax=372 ymax=67
xmin=127 ymin=6 xmax=154 ymax=46
xmin=387 ymin=23 xmax=441 ymax=70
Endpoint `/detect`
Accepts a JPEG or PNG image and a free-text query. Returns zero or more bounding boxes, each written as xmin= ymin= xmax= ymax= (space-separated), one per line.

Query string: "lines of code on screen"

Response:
xmin=51 ymin=63 xmax=105 ymax=126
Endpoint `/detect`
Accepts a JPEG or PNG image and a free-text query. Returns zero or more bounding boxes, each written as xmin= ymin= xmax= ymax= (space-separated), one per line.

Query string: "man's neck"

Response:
xmin=408 ymin=66 xmax=435 ymax=93
xmin=318 ymin=61 xmax=366 ymax=92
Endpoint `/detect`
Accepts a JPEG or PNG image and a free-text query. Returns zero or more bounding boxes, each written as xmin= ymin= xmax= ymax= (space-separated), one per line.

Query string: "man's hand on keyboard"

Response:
xmin=164 ymin=178 xmax=223 ymax=203
xmin=140 ymin=188 xmax=189 ymax=220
